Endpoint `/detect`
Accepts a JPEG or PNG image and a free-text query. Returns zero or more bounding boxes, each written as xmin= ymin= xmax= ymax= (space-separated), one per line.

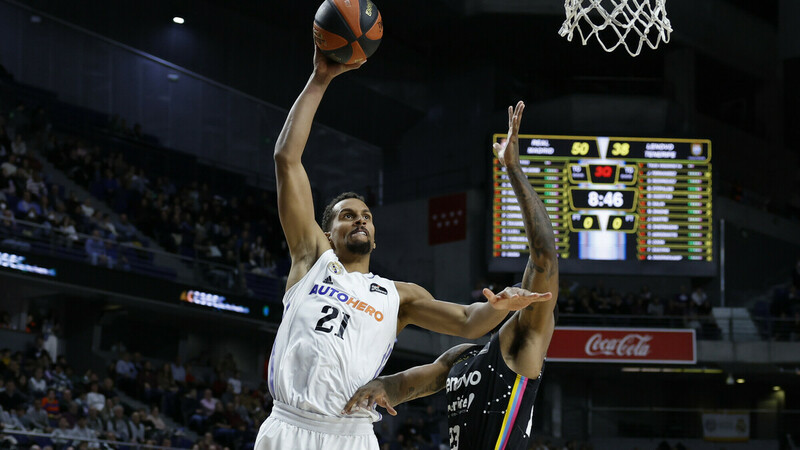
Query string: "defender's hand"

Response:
xmin=492 ymin=101 xmax=525 ymax=168
xmin=343 ymin=379 xmax=397 ymax=416
xmin=483 ymin=286 xmax=551 ymax=311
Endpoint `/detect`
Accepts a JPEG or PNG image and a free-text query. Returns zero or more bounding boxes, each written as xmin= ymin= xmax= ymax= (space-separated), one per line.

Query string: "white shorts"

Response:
xmin=254 ymin=401 xmax=379 ymax=450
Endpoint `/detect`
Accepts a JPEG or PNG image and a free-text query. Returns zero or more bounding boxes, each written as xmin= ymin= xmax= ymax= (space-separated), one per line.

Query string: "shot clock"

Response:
xmin=491 ymin=135 xmax=714 ymax=276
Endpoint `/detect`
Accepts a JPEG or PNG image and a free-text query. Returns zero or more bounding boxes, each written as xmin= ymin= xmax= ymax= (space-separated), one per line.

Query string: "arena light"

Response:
xmin=173 ymin=16 xmax=185 ymax=24
xmin=736 ymin=378 xmax=745 ymax=384
xmin=773 ymin=386 xmax=781 ymax=391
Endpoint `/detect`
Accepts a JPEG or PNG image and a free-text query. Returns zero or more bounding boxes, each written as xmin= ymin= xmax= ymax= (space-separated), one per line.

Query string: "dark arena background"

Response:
xmin=0 ymin=0 xmax=799 ymax=449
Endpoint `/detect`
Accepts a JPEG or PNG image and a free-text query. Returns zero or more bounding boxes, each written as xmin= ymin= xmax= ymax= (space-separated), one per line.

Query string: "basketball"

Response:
xmin=313 ymin=0 xmax=383 ymax=65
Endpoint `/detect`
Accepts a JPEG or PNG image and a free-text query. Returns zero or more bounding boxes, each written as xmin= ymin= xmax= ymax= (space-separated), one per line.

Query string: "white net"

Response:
xmin=558 ymin=0 xmax=672 ymax=57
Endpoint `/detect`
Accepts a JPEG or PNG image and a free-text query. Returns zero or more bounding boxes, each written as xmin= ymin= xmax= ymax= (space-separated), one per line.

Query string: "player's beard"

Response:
xmin=346 ymin=240 xmax=372 ymax=255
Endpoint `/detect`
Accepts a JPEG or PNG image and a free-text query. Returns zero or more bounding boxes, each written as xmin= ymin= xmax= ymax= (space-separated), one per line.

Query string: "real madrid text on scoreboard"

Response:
xmin=490 ymin=135 xmax=715 ymax=276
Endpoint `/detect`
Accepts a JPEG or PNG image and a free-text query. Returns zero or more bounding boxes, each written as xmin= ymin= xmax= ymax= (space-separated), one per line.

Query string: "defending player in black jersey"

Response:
xmin=344 ymin=101 xmax=558 ymax=450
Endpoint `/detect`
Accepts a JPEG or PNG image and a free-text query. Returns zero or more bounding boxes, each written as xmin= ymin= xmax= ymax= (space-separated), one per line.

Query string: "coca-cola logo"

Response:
xmin=584 ymin=333 xmax=653 ymax=357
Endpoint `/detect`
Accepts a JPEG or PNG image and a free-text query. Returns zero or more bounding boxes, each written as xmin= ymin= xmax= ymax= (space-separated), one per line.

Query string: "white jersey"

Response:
xmin=267 ymin=249 xmax=399 ymax=421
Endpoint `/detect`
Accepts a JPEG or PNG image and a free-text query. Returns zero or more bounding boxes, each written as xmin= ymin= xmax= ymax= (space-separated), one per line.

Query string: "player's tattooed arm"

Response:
xmin=493 ymin=102 xmax=559 ymax=379
xmin=495 ymin=102 xmax=558 ymax=288
xmin=343 ymin=344 xmax=472 ymax=416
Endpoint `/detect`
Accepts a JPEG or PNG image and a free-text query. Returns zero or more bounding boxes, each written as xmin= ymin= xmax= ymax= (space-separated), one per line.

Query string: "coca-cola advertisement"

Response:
xmin=547 ymin=327 xmax=696 ymax=364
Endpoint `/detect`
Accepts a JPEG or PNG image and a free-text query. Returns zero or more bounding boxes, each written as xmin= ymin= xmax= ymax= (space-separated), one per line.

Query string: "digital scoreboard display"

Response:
xmin=490 ymin=135 xmax=714 ymax=276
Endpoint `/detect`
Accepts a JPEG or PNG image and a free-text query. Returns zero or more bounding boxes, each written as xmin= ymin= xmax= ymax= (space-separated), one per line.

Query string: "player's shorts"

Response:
xmin=254 ymin=401 xmax=379 ymax=450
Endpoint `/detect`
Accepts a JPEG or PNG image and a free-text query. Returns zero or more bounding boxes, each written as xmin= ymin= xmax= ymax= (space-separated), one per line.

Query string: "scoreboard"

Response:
xmin=490 ymin=135 xmax=715 ymax=276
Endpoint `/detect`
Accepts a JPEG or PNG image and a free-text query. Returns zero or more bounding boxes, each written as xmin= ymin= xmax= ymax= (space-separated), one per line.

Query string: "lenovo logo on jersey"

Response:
xmin=447 ymin=370 xmax=482 ymax=391
xmin=309 ymin=284 xmax=384 ymax=322
xmin=370 ymin=283 xmax=388 ymax=295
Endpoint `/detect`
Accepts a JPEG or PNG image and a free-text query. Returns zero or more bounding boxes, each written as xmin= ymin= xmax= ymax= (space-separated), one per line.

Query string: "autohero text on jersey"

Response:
xmin=309 ymin=283 xmax=385 ymax=322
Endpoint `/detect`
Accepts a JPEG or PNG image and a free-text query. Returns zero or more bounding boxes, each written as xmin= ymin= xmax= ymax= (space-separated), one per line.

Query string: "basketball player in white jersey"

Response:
xmin=255 ymin=49 xmax=553 ymax=450
xmin=344 ymin=101 xmax=559 ymax=450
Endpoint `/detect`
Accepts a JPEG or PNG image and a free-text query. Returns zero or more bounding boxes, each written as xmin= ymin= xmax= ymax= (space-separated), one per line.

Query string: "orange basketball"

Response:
xmin=313 ymin=0 xmax=383 ymax=65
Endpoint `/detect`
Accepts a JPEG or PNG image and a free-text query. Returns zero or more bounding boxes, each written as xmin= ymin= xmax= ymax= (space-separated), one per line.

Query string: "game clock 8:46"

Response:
xmin=569 ymin=188 xmax=637 ymax=211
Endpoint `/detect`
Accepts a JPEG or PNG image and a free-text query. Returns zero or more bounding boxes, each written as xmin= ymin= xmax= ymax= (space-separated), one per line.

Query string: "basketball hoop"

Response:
xmin=558 ymin=0 xmax=672 ymax=57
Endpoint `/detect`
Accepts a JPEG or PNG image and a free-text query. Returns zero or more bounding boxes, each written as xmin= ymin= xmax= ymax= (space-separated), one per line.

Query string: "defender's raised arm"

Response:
xmin=494 ymin=101 xmax=559 ymax=378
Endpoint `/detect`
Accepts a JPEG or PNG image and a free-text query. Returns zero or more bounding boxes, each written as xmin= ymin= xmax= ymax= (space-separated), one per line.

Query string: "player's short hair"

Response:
xmin=321 ymin=192 xmax=367 ymax=232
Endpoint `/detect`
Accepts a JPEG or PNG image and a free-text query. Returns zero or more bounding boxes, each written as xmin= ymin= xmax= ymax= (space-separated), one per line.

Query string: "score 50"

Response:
xmin=571 ymin=142 xmax=630 ymax=156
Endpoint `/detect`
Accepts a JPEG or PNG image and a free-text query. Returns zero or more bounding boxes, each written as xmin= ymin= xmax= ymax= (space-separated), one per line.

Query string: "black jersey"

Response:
xmin=445 ymin=332 xmax=543 ymax=450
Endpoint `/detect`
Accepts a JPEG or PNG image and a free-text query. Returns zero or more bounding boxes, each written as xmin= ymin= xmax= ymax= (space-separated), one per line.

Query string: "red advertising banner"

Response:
xmin=548 ymin=327 xmax=696 ymax=364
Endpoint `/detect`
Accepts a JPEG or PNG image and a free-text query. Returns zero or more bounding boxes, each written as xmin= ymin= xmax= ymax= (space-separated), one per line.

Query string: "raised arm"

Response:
xmin=396 ymin=282 xmax=551 ymax=339
xmin=274 ymin=48 xmax=363 ymax=288
xmin=494 ymin=101 xmax=559 ymax=378
xmin=343 ymin=344 xmax=474 ymax=416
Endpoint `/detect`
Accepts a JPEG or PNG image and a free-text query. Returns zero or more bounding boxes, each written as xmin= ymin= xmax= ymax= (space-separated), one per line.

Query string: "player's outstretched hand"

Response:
xmin=313 ymin=45 xmax=365 ymax=83
xmin=483 ymin=286 xmax=552 ymax=311
xmin=492 ymin=101 xmax=525 ymax=168
xmin=343 ymin=379 xmax=397 ymax=416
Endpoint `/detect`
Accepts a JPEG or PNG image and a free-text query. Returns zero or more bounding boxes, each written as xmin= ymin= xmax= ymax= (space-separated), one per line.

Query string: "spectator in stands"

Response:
xmin=0 ymin=403 xmax=29 ymax=431
xmin=86 ymin=382 xmax=105 ymax=412
xmin=25 ymin=336 xmax=49 ymax=359
xmin=170 ymin=357 xmax=186 ymax=387
xmin=114 ymin=213 xmax=137 ymax=243
xmin=62 ymin=402 xmax=81 ymax=428
xmin=0 ymin=154 xmax=18 ymax=178
xmin=0 ymin=380 xmax=26 ymax=413
xmin=58 ymin=216 xmax=79 ymax=247
xmin=0 ymin=208 xmax=16 ymax=232
xmin=15 ymin=190 xmax=41 ymax=217
xmin=59 ymin=388 xmax=75 ymax=413
xmin=85 ymin=229 xmax=112 ymax=267
xmin=595 ymin=296 xmax=612 ymax=314
xmin=10 ymin=134 xmax=26 ymax=155
xmin=85 ymin=407 xmax=105 ymax=437
xmin=208 ymin=401 xmax=234 ymax=444
xmin=145 ymin=405 xmax=166 ymax=432
xmin=200 ymin=389 xmax=219 ymax=417
xmin=227 ymin=371 xmax=242 ymax=396
xmin=691 ymin=287 xmax=708 ymax=311
xmin=24 ymin=399 xmax=51 ymax=432
xmin=99 ymin=378 xmax=115 ymax=400
xmin=51 ymin=417 xmax=73 ymax=447
xmin=0 ymin=168 xmax=15 ymax=199
xmin=129 ymin=411 xmax=146 ymax=443
xmin=71 ymin=415 xmax=97 ymax=448
xmin=576 ymin=295 xmax=594 ymax=315
xmin=26 ymin=171 xmax=46 ymax=199
xmin=80 ymin=198 xmax=95 ymax=218
xmin=49 ymin=364 xmax=72 ymax=392
xmin=28 ymin=367 xmax=47 ymax=398
xmin=41 ymin=388 xmax=60 ymax=418
xmin=611 ymin=295 xmax=630 ymax=315
xmin=674 ymin=285 xmax=690 ymax=316
xmin=647 ymin=296 xmax=665 ymax=316
xmin=107 ymin=405 xmax=130 ymax=442
xmin=115 ymin=352 xmax=137 ymax=384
